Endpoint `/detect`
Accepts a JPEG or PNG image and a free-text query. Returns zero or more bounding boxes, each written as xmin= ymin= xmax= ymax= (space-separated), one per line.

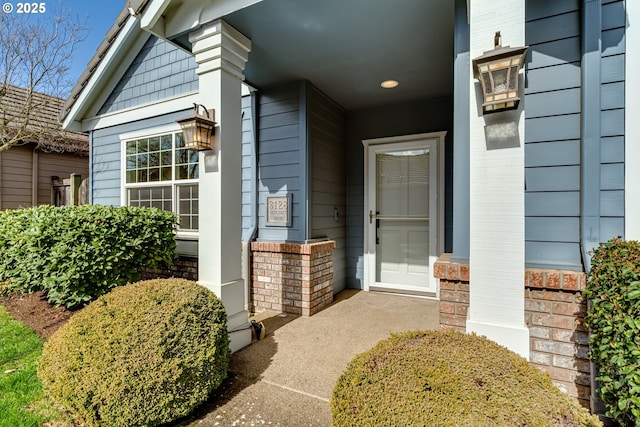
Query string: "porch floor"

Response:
xmin=181 ymin=289 xmax=439 ymax=426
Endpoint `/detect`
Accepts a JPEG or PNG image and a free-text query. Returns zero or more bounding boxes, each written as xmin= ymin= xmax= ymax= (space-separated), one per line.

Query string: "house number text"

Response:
xmin=266 ymin=195 xmax=291 ymax=227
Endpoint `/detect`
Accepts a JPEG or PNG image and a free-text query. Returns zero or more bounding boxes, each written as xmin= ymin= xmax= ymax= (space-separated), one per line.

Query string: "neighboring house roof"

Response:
xmin=60 ymin=0 xmax=150 ymax=124
xmin=1 ymin=84 xmax=88 ymax=154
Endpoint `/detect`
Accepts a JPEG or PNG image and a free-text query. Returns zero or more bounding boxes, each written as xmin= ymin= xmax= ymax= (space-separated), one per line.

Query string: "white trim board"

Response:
xmin=626 ymin=0 xmax=640 ymax=240
xmin=467 ymin=0 xmax=529 ymax=359
xmin=84 ymin=93 xmax=199 ymax=132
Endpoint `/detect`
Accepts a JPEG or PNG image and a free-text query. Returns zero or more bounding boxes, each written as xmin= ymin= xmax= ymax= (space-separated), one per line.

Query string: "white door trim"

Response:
xmin=362 ymin=131 xmax=446 ymax=296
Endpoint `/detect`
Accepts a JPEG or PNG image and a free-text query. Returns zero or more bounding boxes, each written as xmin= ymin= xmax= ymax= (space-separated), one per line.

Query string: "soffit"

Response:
xmin=222 ymin=0 xmax=454 ymax=110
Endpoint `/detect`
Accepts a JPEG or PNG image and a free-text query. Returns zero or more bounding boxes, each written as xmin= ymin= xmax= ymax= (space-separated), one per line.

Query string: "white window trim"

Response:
xmin=120 ymin=125 xmax=199 ymax=239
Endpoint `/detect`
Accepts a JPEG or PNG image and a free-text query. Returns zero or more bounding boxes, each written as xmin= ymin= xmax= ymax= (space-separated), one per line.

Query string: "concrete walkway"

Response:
xmin=178 ymin=289 xmax=439 ymax=427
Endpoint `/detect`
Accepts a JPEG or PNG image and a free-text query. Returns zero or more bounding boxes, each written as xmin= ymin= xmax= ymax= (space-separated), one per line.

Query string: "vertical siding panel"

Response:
xmin=37 ymin=153 xmax=89 ymax=205
xmin=1 ymin=146 xmax=33 ymax=209
xmin=309 ymin=86 xmax=347 ymax=292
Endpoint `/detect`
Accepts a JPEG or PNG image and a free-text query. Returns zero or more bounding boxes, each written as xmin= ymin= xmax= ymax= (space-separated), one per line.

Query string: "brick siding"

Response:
xmin=142 ymin=256 xmax=198 ymax=281
xmin=251 ymin=241 xmax=335 ymax=316
xmin=434 ymin=255 xmax=590 ymax=407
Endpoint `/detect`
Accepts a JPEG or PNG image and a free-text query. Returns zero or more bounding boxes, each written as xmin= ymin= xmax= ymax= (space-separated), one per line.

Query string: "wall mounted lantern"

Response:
xmin=176 ymin=103 xmax=216 ymax=151
xmin=472 ymin=32 xmax=528 ymax=114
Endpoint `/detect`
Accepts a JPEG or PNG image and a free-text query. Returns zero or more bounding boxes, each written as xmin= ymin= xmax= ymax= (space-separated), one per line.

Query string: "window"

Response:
xmin=124 ymin=131 xmax=199 ymax=232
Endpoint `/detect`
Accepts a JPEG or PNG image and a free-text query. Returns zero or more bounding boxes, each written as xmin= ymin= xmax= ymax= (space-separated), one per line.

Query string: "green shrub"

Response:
xmin=584 ymin=237 xmax=640 ymax=426
xmin=332 ymin=329 xmax=601 ymax=427
xmin=0 ymin=205 xmax=177 ymax=307
xmin=38 ymin=279 xmax=230 ymax=427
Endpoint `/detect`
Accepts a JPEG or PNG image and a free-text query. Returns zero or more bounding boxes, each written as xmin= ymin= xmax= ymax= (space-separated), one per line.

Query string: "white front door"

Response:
xmin=363 ymin=133 xmax=445 ymax=296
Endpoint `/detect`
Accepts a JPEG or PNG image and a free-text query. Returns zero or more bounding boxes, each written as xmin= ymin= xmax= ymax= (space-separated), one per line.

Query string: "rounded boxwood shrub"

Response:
xmin=332 ymin=329 xmax=601 ymax=427
xmin=584 ymin=238 xmax=640 ymax=425
xmin=38 ymin=279 xmax=230 ymax=427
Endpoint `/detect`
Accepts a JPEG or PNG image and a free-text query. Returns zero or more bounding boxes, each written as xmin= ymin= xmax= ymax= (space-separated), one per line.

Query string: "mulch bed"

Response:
xmin=1 ymin=291 xmax=76 ymax=338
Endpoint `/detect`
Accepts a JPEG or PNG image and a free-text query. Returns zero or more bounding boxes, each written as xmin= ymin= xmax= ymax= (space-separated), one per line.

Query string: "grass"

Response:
xmin=0 ymin=305 xmax=61 ymax=427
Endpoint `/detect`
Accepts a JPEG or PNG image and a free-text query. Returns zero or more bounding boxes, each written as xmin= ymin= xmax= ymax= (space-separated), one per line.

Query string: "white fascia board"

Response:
xmin=139 ymin=0 xmax=171 ymax=37
xmin=80 ymin=92 xmax=200 ymax=132
xmin=141 ymin=0 xmax=263 ymax=40
xmin=62 ymin=16 xmax=142 ymax=131
xmin=626 ymin=0 xmax=640 ymax=240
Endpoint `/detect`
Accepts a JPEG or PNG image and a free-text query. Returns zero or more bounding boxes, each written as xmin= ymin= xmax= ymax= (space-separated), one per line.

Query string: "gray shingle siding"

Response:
xmin=99 ymin=36 xmax=198 ymax=115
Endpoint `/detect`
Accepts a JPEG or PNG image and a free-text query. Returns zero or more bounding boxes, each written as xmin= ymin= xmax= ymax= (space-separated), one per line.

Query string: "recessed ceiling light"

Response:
xmin=381 ymin=80 xmax=399 ymax=89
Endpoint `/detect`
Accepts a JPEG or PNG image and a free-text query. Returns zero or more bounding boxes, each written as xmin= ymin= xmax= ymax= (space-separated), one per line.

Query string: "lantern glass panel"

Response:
xmin=508 ymin=65 xmax=518 ymax=90
xmin=180 ymin=122 xmax=197 ymax=147
xmin=482 ymin=72 xmax=492 ymax=94
xmin=492 ymin=68 xmax=508 ymax=94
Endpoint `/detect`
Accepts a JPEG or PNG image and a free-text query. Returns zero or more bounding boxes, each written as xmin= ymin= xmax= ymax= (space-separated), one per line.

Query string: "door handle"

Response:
xmin=369 ymin=211 xmax=380 ymax=243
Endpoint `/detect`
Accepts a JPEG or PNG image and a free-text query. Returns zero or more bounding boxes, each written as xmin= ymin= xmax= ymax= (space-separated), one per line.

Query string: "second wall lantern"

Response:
xmin=177 ymin=103 xmax=217 ymax=151
xmin=472 ymin=32 xmax=528 ymax=114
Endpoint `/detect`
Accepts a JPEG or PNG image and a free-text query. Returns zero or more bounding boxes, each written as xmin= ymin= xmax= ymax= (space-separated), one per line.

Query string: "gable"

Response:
xmin=98 ymin=36 xmax=198 ymax=115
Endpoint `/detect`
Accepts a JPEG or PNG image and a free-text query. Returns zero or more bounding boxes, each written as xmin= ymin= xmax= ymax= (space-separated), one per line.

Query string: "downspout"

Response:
xmin=580 ymin=0 xmax=601 ymax=272
xmin=241 ymin=90 xmax=259 ymax=312
xmin=89 ymin=132 xmax=94 ymax=205
xmin=581 ymin=0 xmax=608 ymax=419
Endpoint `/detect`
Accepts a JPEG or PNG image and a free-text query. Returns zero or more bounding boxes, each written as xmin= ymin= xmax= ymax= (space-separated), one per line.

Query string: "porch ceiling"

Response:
xmin=220 ymin=0 xmax=454 ymax=111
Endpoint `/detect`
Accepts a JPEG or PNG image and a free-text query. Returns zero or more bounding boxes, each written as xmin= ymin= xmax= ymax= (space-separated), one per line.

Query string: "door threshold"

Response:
xmin=369 ymin=285 xmax=437 ymax=299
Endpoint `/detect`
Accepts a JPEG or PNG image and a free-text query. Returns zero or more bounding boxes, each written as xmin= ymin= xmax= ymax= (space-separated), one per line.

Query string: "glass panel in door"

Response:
xmin=375 ymin=149 xmax=430 ymax=287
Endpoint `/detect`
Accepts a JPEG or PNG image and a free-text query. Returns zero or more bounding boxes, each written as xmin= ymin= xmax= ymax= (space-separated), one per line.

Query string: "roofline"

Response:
xmin=62 ymin=16 xmax=145 ymax=131
xmin=61 ymin=0 xmax=258 ymax=131
xmin=60 ymin=0 xmax=151 ymax=126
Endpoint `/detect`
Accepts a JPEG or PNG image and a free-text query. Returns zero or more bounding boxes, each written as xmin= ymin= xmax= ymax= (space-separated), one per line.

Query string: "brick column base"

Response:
xmin=250 ymin=241 xmax=335 ymax=316
xmin=434 ymin=254 xmax=590 ymax=408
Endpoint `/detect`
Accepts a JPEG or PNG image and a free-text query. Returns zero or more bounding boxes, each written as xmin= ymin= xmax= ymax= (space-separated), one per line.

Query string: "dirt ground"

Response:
xmin=1 ymin=291 xmax=76 ymax=338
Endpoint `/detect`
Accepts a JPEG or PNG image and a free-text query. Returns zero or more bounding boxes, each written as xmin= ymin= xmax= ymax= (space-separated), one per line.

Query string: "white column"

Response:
xmin=190 ymin=20 xmax=252 ymax=352
xmin=626 ymin=1 xmax=640 ymax=240
xmin=467 ymin=0 xmax=529 ymax=358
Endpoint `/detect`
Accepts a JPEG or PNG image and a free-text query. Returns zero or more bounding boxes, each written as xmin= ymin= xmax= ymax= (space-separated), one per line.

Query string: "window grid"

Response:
xmin=124 ymin=131 xmax=199 ymax=231
xmin=177 ymin=184 xmax=199 ymax=231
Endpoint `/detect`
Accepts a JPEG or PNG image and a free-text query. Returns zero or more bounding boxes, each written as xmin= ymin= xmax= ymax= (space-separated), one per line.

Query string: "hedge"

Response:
xmin=39 ymin=279 xmax=230 ymax=427
xmin=584 ymin=237 xmax=640 ymax=426
xmin=0 ymin=205 xmax=177 ymax=307
xmin=332 ymin=329 xmax=601 ymax=427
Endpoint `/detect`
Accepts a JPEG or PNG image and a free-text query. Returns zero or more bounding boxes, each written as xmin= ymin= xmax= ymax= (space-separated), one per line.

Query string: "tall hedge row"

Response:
xmin=584 ymin=237 xmax=640 ymax=426
xmin=0 ymin=205 xmax=177 ymax=308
